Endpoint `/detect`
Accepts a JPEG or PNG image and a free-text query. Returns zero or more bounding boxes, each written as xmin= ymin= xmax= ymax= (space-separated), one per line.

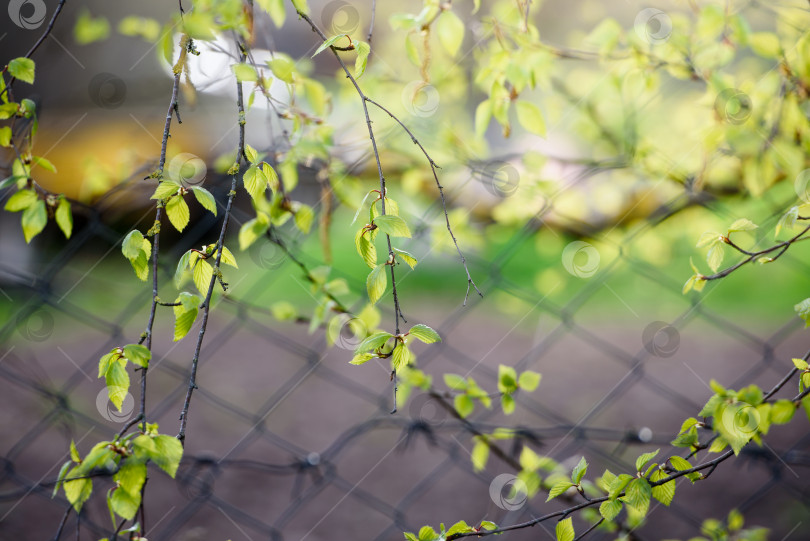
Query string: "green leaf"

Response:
xmin=55 ymin=197 xmax=73 ymax=238
xmin=238 ymin=215 xmax=270 ymax=251
xmin=475 ymin=100 xmax=492 ymax=138
xmin=294 ymin=202 xmax=314 ymax=234
xmin=650 ymin=469 xmax=675 ymax=506
xmin=74 ymin=10 xmax=110 ymax=44
xmin=165 ymin=195 xmax=190 ymax=232
xmin=515 ymin=101 xmax=546 ymax=136
xmin=4 ymin=189 xmax=37 ymax=211
xmin=770 ymin=400 xmax=795 ymax=424
xmin=8 ymin=58 xmax=35 ymax=84
xmin=518 ymin=371 xmax=541 ymax=391
xmin=150 ymin=435 xmax=183 ymax=478
xmin=114 ymin=459 xmax=147 ymax=498
xmin=608 ymin=473 xmax=634 ymax=498
xmin=443 ymin=374 xmax=467 ymax=390
xmin=110 ymin=484 xmax=140 ymax=520
xmin=635 ymin=449 xmax=660 ymax=472
xmin=64 ymin=477 xmax=92 ymax=512
xmin=728 ymin=218 xmax=757 ymax=233
xmin=349 ymin=352 xmax=375 ymax=365
xmin=471 ymin=439 xmax=489 ymax=471
xmin=500 ymin=393 xmax=515 ymax=414
xmin=393 ymin=248 xmax=418 ymax=269
xmin=243 ymin=165 xmax=268 ymax=201
xmin=268 ymin=57 xmax=294 ymax=83
xmin=749 ymin=32 xmax=781 ymax=58
xmin=600 ymin=499 xmax=622 ymax=521
xmin=392 ymin=342 xmax=412 ymax=370
xmin=571 ymin=456 xmax=588 ymax=484
xmin=106 ymin=358 xmax=130 ymax=411
xmin=623 ymin=478 xmax=651 ymax=516
xmin=256 ymin=0 xmax=286 ymax=26
xmin=795 ymin=299 xmax=810 ymax=327
xmin=366 ymin=264 xmax=387 ymax=304
xmin=409 ymin=324 xmax=441 ymax=344
xmin=32 ymin=156 xmax=56 ymax=173
xmin=217 ymin=245 xmax=238 ymax=268
xmin=151 ymin=180 xmax=181 ymax=200
xmin=374 ymin=214 xmax=411 ymax=238
xmin=98 ymin=351 xmax=116 ymax=378
xmin=123 ymin=344 xmax=151 ymax=368
xmin=232 ymin=63 xmax=258 ymax=82
xmin=53 ymin=460 xmax=72 ymax=497
xmin=173 ymin=299 xmax=199 ymax=342
xmin=0 ymin=126 xmax=10 ymax=147
xmin=313 ymin=34 xmax=350 ymax=57
xmin=192 ymin=186 xmax=217 ymax=215
xmin=546 ymin=480 xmax=573 ymax=501
xmin=792 ymin=358 xmax=809 ymax=370
xmin=22 ymin=199 xmax=47 ymax=243
xmin=355 ymin=331 xmax=392 ymax=354
xmin=436 ymin=10 xmax=465 ymax=57
xmin=555 ymin=517 xmax=574 ymax=541
xmin=355 ymin=228 xmax=377 ymax=268
xmin=174 ymin=251 xmax=191 ymax=288
xmin=192 ymin=259 xmax=214 ymax=295
xmin=706 ymin=241 xmax=724 ymax=273
xmin=355 ymin=41 xmax=371 ymax=78
xmin=454 ymin=394 xmax=474 ymax=418
xmin=122 ymin=230 xmax=146 ymax=260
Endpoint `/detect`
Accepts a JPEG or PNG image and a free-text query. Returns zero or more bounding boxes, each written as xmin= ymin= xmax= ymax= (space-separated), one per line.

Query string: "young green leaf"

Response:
xmin=151 ymin=181 xmax=181 ymax=200
xmin=293 ymin=202 xmax=314 ymax=234
xmin=349 ymin=352 xmax=375 ymax=365
xmin=354 ymin=41 xmax=371 ymax=78
xmin=555 ymin=517 xmax=575 ymax=541
xmin=635 ymin=449 xmax=660 ymax=472
xmin=55 ymin=197 xmax=73 ymax=238
xmin=105 ymin=359 xmax=130 ymax=411
xmin=546 ymin=480 xmax=573 ymax=501
xmin=173 ymin=293 xmax=200 ymax=341
xmin=313 ymin=34 xmax=350 ymax=57
xmin=192 ymin=186 xmax=217 ymax=215
xmin=454 ymin=394 xmax=474 ymax=418
xmin=516 ymin=101 xmax=546 ymax=137
xmin=123 ymin=344 xmax=151 ymax=368
xmin=373 ymin=214 xmax=411 ymax=238
xmin=624 ymin=478 xmax=652 ymax=516
xmin=518 ymin=371 xmax=541 ymax=391
xmin=443 ymin=373 xmax=467 ymax=390
xmin=436 ymin=10 xmax=465 ymax=57
xmin=150 ymin=434 xmax=183 ymax=478
xmin=238 ymin=215 xmax=270 ymax=251
xmin=4 ymin=189 xmax=37 ymax=211
xmin=650 ymin=469 xmax=675 ymax=506
xmin=355 ymin=331 xmax=393 ymax=354
xmin=192 ymin=259 xmax=214 ymax=294
xmin=355 ymin=229 xmax=377 ymax=268
xmin=471 ymin=439 xmax=489 ymax=472
xmin=366 ymin=264 xmax=387 ymax=304
xmin=408 ymin=324 xmax=441 ymax=344
xmin=392 ymin=342 xmax=412 ymax=370
xmin=21 ymin=199 xmax=47 ymax=243
xmin=393 ymin=248 xmax=418 ymax=269
xmin=728 ymin=218 xmax=757 ymax=233
xmin=243 ymin=164 xmax=268 ymax=201
xmin=599 ymin=499 xmax=622 ymax=521
xmin=165 ymin=195 xmax=190 ymax=232
xmin=8 ymin=58 xmax=36 ymax=84
xmin=571 ymin=456 xmax=588 ymax=484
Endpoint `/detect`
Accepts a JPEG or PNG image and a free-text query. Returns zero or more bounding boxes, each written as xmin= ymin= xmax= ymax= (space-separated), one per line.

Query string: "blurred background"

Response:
xmin=2 ymin=0 xmax=810 ymax=540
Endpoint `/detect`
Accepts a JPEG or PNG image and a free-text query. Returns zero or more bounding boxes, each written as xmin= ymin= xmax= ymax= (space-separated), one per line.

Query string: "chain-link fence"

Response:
xmin=1 ymin=157 xmax=809 ymax=541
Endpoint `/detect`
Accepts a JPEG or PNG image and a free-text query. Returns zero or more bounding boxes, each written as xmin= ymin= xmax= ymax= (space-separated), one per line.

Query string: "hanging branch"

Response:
xmin=177 ymin=40 xmax=248 ymax=444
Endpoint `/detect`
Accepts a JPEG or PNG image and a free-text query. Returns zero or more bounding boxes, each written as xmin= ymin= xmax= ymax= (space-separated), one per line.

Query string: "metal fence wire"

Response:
xmin=1 ymin=158 xmax=809 ymax=541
